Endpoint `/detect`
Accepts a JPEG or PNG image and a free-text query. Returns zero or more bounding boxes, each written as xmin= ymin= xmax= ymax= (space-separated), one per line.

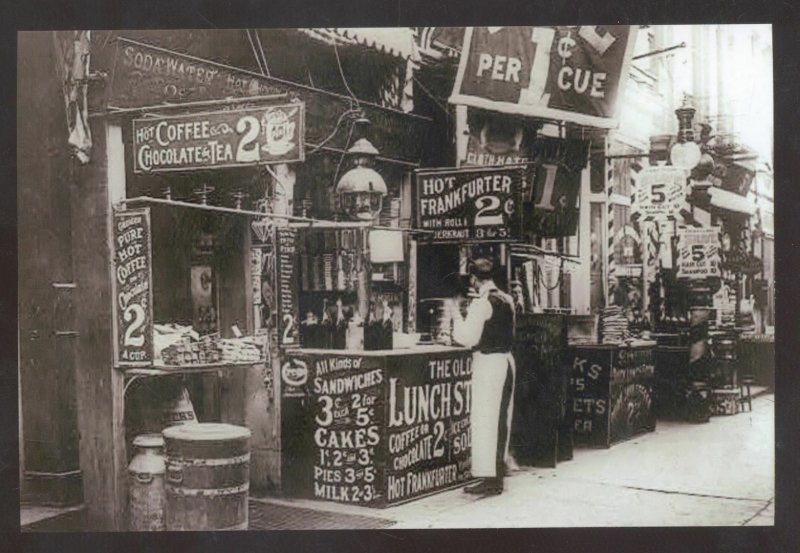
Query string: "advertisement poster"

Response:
xmin=112 ymin=208 xmax=154 ymax=366
xmin=677 ymin=227 xmax=721 ymax=279
xmin=633 ymin=165 xmax=689 ymax=220
xmin=450 ymin=26 xmax=638 ymax=128
xmin=415 ymin=166 xmax=524 ymax=243
xmin=132 ymin=103 xmax=305 ymax=172
xmin=276 ymin=227 xmax=300 ymax=346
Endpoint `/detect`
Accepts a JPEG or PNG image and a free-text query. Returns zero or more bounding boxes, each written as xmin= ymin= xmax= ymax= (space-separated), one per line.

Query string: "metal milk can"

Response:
xmin=128 ymin=433 xmax=166 ymax=531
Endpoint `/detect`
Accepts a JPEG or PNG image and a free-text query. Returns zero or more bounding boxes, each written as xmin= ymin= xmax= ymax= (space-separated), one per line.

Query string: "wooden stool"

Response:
xmin=739 ymin=375 xmax=755 ymax=412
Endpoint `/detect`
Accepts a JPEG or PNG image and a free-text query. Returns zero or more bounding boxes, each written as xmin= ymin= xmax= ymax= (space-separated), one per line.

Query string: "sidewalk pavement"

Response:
xmin=22 ymin=393 xmax=774 ymax=531
xmin=256 ymin=393 xmax=774 ymax=529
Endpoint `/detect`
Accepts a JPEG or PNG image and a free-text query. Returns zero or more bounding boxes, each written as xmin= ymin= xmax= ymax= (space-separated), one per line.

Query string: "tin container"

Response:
xmin=128 ymin=434 xmax=166 ymax=531
xmin=163 ymin=423 xmax=252 ymax=531
xmin=161 ymin=385 xmax=198 ymax=428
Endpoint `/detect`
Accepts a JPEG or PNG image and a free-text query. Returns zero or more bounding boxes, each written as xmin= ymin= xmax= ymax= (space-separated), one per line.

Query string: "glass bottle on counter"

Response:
xmin=364 ymin=302 xmax=380 ymax=351
xmin=346 ymin=308 xmax=364 ymax=350
xmin=300 ymin=311 xmax=319 ymax=348
xmin=320 ymin=298 xmax=333 ymax=349
xmin=331 ymin=297 xmax=348 ymax=350
xmin=380 ymin=299 xmax=394 ymax=350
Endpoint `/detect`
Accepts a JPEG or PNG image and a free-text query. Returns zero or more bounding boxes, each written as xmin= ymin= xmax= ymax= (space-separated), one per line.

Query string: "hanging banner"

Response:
xmin=450 ymin=26 xmax=638 ymax=128
xmin=132 ymin=103 xmax=305 ymax=173
xmin=415 ymin=166 xmax=524 ymax=243
xmin=632 ymin=165 xmax=689 ymax=220
xmin=112 ymin=208 xmax=154 ymax=366
xmin=525 ymin=137 xmax=588 ymax=237
xmin=677 ymin=227 xmax=721 ymax=279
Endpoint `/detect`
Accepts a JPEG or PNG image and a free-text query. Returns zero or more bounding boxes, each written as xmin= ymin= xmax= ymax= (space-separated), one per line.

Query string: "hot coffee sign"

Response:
xmin=112 ymin=208 xmax=154 ymax=366
xmin=132 ymin=103 xmax=305 ymax=173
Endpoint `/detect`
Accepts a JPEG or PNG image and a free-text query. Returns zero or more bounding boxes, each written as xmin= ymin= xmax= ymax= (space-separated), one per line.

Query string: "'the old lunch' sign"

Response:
xmin=415 ymin=166 xmax=524 ymax=243
xmin=132 ymin=103 xmax=305 ymax=173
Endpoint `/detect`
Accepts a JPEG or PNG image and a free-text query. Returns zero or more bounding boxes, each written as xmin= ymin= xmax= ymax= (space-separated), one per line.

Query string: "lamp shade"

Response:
xmin=336 ymin=166 xmax=388 ymax=195
xmin=335 ymin=137 xmax=388 ymax=221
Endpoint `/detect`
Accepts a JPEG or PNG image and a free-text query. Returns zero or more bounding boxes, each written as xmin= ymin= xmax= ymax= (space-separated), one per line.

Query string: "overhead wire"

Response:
xmin=306 ymin=108 xmax=362 ymax=155
xmin=412 ymin=75 xmax=452 ymax=121
xmin=253 ymin=29 xmax=271 ymax=77
xmin=333 ymin=40 xmax=360 ymax=107
xmin=246 ymin=29 xmax=266 ymax=76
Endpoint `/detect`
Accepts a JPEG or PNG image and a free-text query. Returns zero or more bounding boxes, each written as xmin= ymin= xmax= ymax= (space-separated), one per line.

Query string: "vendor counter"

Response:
xmin=280 ymin=345 xmax=473 ymax=507
xmin=569 ymin=341 xmax=657 ymax=448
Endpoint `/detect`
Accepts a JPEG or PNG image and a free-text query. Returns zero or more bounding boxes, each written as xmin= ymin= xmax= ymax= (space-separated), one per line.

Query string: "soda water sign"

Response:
xmin=113 ymin=209 xmax=154 ymax=366
xmin=450 ymin=26 xmax=638 ymax=128
xmin=132 ymin=103 xmax=305 ymax=173
xmin=415 ymin=166 xmax=524 ymax=243
xmin=677 ymin=227 xmax=721 ymax=279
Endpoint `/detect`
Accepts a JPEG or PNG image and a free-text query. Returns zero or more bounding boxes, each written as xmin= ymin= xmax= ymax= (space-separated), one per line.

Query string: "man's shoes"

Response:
xmin=463 ymin=478 xmax=503 ymax=496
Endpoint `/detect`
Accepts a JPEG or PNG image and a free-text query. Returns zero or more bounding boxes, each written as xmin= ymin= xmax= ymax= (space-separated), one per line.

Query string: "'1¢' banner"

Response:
xmin=450 ymin=26 xmax=638 ymax=128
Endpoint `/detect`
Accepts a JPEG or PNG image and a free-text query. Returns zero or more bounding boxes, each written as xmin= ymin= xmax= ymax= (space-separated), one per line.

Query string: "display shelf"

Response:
xmin=120 ymin=359 xmax=267 ymax=377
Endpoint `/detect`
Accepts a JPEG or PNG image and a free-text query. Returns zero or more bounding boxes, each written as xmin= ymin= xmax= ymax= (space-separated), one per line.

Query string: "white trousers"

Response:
xmin=469 ymin=351 xmax=516 ymax=478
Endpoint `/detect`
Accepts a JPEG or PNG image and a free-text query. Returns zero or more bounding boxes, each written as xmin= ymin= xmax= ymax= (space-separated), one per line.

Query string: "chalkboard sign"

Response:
xmin=415 ymin=166 xmax=523 ymax=243
xmin=309 ymin=354 xmax=384 ymax=505
xmin=512 ymin=314 xmax=571 ymax=467
xmin=570 ymin=343 xmax=656 ymax=447
xmin=112 ymin=208 xmax=154 ymax=366
xmin=384 ymin=352 xmax=473 ymax=505
xmin=609 ymin=346 xmax=656 ymax=443
xmin=281 ymin=349 xmax=473 ymax=507
xmin=570 ymin=346 xmax=612 ymax=447
xmin=276 ymin=227 xmax=299 ymax=347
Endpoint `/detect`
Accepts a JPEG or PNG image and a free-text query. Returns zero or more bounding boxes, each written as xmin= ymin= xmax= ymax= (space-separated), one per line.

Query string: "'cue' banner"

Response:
xmin=450 ymin=26 xmax=638 ymax=128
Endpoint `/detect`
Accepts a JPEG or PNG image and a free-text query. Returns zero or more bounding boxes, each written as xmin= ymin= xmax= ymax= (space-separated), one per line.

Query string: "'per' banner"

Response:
xmin=450 ymin=26 xmax=638 ymax=128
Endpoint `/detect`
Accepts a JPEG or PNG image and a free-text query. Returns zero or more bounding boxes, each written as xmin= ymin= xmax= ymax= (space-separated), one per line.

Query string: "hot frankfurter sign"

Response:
xmin=450 ymin=26 xmax=638 ymax=128
xmin=415 ymin=166 xmax=524 ymax=243
xmin=132 ymin=103 xmax=305 ymax=173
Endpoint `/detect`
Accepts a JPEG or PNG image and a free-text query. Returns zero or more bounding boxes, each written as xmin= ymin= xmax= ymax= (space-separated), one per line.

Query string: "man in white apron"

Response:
xmin=450 ymin=258 xmax=516 ymax=496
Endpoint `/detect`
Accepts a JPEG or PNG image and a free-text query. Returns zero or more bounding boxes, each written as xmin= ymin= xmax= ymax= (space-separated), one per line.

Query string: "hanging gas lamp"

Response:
xmin=335 ymin=118 xmax=387 ymax=222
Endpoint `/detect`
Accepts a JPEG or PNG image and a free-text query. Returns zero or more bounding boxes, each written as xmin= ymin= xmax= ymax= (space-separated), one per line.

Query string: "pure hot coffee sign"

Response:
xmin=450 ymin=26 xmax=638 ymax=128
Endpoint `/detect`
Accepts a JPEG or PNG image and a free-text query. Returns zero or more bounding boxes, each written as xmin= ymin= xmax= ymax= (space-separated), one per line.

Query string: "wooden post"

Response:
xmin=71 ymin=122 xmax=127 ymax=530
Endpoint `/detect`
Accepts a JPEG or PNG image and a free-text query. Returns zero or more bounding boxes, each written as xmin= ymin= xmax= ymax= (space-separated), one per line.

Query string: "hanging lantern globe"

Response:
xmin=335 ymin=138 xmax=388 ymax=221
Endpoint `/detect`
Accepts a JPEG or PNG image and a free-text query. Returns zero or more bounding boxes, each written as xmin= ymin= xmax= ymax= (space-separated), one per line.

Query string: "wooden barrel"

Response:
xmin=162 ymin=423 xmax=251 ymax=531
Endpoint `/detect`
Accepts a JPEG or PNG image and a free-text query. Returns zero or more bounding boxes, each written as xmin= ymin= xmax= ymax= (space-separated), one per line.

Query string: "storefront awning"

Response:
xmin=708 ymin=186 xmax=757 ymax=216
xmin=298 ymin=28 xmax=420 ymax=62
